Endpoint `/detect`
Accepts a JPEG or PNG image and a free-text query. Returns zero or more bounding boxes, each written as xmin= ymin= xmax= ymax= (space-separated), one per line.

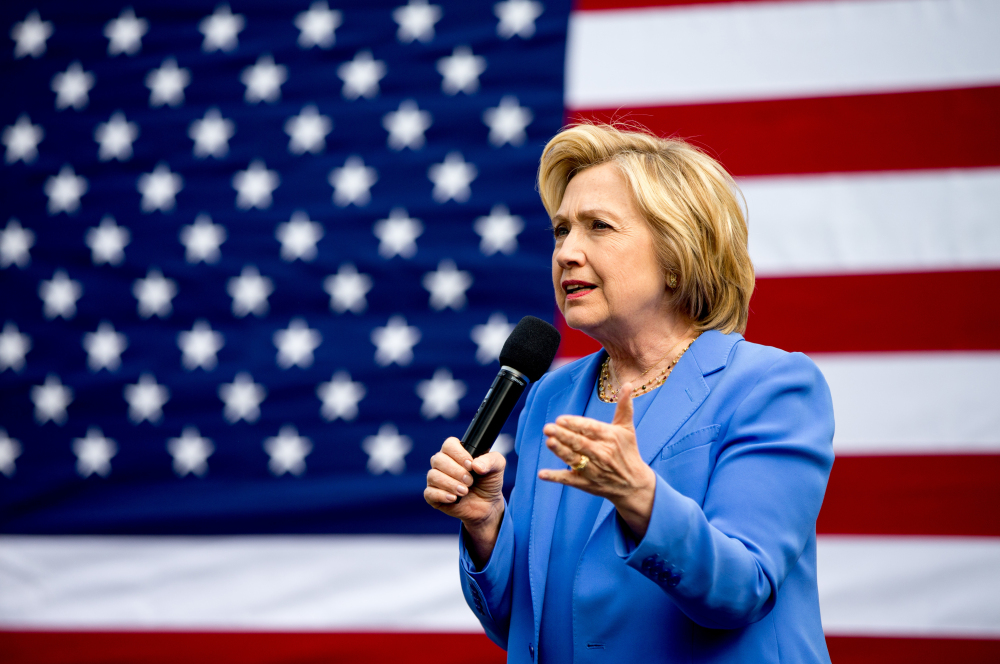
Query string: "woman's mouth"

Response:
xmin=563 ymin=280 xmax=596 ymax=300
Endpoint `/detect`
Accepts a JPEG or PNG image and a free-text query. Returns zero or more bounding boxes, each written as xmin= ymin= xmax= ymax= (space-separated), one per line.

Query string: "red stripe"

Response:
xmin=826 ymin=635 xmax=1000 ymax=664
xmin=818 ymin=455 xmax=1000 ymax=537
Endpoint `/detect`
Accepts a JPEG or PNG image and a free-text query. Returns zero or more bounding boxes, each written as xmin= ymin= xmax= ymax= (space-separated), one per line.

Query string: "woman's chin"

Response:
xmin=562 ymin=307 xmax=605 ymax=335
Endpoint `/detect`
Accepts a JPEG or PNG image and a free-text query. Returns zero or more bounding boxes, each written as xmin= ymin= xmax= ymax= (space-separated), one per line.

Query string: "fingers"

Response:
xmin=544 ymin=427 xmax=590 ymax=467
xmin=430 ymin=443 xmax=473 ymax=486
xmin=424 ymin=485 xmax=459 ymax=506
xmin=426 ymin=467 xmax=470 ymax=500
xmin=441 ymin=437 xmax=473 ymax=469
xmin=538 ymin=468 xmax=586 ymax=487
xmin=472 ymin=450 xmax=506 ymax=476
xmin=612 ymin=382 xmax=635 ymax=428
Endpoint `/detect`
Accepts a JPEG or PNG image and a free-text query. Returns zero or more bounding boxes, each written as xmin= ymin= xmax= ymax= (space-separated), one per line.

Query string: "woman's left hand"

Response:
xmin=539 ymin=384 xmax=657 ymax=539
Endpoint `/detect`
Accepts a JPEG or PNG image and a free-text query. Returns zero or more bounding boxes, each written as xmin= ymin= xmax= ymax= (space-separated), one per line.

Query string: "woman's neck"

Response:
xmin=598 ymin=315 xmax=698 ymax=388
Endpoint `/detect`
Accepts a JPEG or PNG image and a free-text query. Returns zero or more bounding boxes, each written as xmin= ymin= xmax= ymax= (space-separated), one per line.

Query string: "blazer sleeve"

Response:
xmin=613 ymin=351 xmax=835 ymax=629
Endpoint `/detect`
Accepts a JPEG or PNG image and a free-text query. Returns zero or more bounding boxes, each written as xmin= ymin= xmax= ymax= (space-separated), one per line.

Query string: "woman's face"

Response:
xmin=551 ymin=162 xmax=670 ymax=342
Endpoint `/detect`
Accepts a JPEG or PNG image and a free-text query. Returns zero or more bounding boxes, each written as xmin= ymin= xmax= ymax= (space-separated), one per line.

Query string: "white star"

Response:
xmin=423 ymin=259 xmax=472 ymax=310
xmin=3 ymin=115 xmax=44 ymax=164
xmin=189 ymin=108 xmax=235 ymax=159
xmin=44 ymin=165 xmax=88 ymax=215
xmin=167 ymin=427 xmax=214 ymax=477
xmin=294 ymin=1 xmax=342 ymax=49
xmin=483 ymin=96 xmax=533 ymax=147
xmin=495 ymin=0 xmax=543 ymax=39
xmin=85 ymin=216 xmax=130 ymax=265
xmin=273 ymin=318 xmax=322 ymax=369
xmin=437 ymin=46 xmax=486 ymax=95
xmin=199 ymin=4 xmax=244 ymax=52
xmin=219 ymin=372 xmax=266 ymax=423
xmin=471 ymin=312 xmax=515 ymax=364
xmin=492 ymin=433 xmax=514 ymax=457
xmin=338 ymin=50 xmax=387 ymax=100
xmin=94 ymin=111 xmax=139 ymax=161
xmin=371 ymin=315 xmax=421 ymax=367
xmin=474 ymin=204 xmax=523 ymax=255
xmin=146 ymin=58 xmax=190 ymax=107
xmin=124 ymin=373 xmax=169 ymax=424
xmin=39 ymin=270 xmax=82 ymax=320
xmin=393 ymin=0 xmax=442 ymax=43
xmin=233 ymin=159 xmax=280 ymax=209
xmin=228 ymin=265 xmax=273 ymax=317
xmin=51 ymin=61 xmax=94 ymax=110
xmin=317 ymin=371 xmax=366 ymax=421
xmin=180 ymin=214 xmax=227 ymax=263
xmin=83 ymin=321 xmax=127 ymax=371
xmin=362 ymin=423 xmax=412 ymax=475
xmin=416 ymin=368 xmax=467 ymax=419
xmin=276 ymin=211 xmax=324 ymax=261
xmin=0 ymin=322 xmax=31 ymax=372
xmin=373 ymin=208 xmax=423 ymax=259
xmin=428 ymin=151 xmax=477 ymax=203
xmin=137 ymin=163 xmax=183 ymax=213
xmin=241 ymin=54 xmax=287 ymax=104
xmin=285 ymin=105 xmax=332 ymax=155
xmin=31 ymin=374 xmax=72 ymax=425
xmin=382 ymin=99 xmax=432 ymax=151
xmin=0 ymin=429 xmax=21 ymax=477
xmin=329 ymin=156 xmax=377 ymax=207
xmin=1 ymin=219 xmax=35 ymax=268
xmin=133 ymin=268 xmax=177 ymax=319
xmin=264 ymin=425 xmax=312 ymax=476
xmin=73 ymin=427 xmax=116 ymax=477
xmin=178 ymin=320 xmax=224 ymax=370
xmin=324 ymin=263 xmax=372 ymax=314
xmin=104 ymin=7 xmax=148 ymax=55
xmin=11 ymin=11 xmax=53 ymax=59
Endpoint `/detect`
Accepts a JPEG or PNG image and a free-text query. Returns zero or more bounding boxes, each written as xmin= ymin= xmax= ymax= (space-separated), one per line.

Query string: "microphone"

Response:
xmin=461 ymin=316 xmax=561 ymax=458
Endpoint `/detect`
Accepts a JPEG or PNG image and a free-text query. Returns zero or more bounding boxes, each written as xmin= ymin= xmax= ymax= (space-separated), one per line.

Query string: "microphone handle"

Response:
xmin=461 ymin=366 xmax=528 ymax=458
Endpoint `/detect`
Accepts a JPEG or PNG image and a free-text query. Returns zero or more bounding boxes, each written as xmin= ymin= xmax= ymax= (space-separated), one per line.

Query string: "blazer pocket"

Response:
xmin=661 ymin=424 xmax=721 ymax=460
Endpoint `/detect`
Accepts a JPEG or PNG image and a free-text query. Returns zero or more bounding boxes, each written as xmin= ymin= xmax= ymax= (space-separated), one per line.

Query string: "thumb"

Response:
xmin=612 ymin=382 xmax=636 ymax=430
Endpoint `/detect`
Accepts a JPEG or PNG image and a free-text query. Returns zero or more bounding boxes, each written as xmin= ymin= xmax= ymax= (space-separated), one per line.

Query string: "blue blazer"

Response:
xmin=459 ymin=331 xmax=835 ymax=664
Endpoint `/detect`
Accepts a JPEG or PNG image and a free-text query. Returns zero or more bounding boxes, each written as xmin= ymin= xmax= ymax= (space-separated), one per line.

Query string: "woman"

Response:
xmin=425 ymin=124 xmax=835 ymax=663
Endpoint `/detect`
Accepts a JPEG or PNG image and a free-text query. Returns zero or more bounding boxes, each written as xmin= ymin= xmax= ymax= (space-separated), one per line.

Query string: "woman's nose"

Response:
xmin=554 ymin=233 xmax=585 ymax=268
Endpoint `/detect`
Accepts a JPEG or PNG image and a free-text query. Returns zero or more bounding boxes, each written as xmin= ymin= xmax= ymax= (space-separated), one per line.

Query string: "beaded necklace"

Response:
xmin=599 ymin=339 xmax=695 ymax=403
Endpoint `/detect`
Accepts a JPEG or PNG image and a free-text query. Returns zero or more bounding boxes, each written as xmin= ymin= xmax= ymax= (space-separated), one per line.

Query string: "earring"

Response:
xmin=667 ymin=272 xmax=677 ymax=289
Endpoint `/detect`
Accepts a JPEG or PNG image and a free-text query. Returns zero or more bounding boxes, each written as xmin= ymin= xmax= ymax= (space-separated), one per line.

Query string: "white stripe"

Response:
xmin=743 ymin=168 xmax=1000 ymax=277
xmin=566 ymin=0 xmax=1000 ymax=108
xmin=811 ymin=352 xmax=1000 ymax=455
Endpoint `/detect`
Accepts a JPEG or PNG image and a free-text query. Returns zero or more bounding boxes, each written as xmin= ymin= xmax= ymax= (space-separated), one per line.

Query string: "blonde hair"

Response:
xmin=538 ymin=123 xmax=754 ymax=334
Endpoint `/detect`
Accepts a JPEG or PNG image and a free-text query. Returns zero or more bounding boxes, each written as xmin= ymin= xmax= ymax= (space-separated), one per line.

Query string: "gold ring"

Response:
xmin=570 ymin=454 xmax=590 ymax=472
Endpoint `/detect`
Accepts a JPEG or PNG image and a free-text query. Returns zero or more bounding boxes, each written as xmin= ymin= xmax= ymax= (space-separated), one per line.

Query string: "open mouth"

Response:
xmin=563 ymin=280 xmax=596 ymax=298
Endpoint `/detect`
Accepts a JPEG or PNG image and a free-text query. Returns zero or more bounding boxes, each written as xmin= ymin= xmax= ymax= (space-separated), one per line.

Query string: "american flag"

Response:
xmin=1 ymin=1 xmax=998 ymax=663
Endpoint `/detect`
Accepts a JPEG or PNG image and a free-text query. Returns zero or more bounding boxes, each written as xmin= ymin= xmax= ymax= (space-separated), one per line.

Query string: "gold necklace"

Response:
xmin=599 ymin=339 xmax=695 ymax=403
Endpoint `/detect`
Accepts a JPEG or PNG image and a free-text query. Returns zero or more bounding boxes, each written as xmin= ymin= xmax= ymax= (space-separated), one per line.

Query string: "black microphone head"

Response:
xmin=499 ymin=316 xmax=562 ymax=383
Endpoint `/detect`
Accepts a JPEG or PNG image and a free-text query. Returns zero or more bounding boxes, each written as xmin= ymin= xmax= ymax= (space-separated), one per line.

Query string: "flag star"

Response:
xmin=483 ymin=96 xmax=533 ymax=147
xmin=242 ymin=54 xmax=287 ymax=104
xmin=0 ymin=429 xmax=21 ymax=477
xmin=373 ymin=208 xmax=423 ymax=259
xmin=180 ymin=214 xmax=227 ymax=263
xmin=73 ymin=427 xmax=116 ymax=477
xmin=219 ymin=372 xmax=266 ymax=423
xmin=44 ymin=165 xmax=88 ymax=215
xmin=295 ymin=1 xmax=342 ymax=49
xmin=362 ymin=423 xmax=412 ymax=475
xmin=189 ymin=108 xmax=235 ymax=159
xmin=133 ymin=268 xmax=177 ymax=319
xmin=199 ymin=4 xmax=244 ymax=52
xmin=167 ymin=427 xmax=214 ymax=477
xmin=329 ymin=156 xmax=377 ymax=207
xmin=324 ymin=263 xmax=373 ymax=314
xmin=85 ymin=216 xmax=130 ymax=266
xmin=32 ymin=374 xmax=73 ymax=425
xmin=276 ymin=211 xmax=324 ymax=261
xmin=495 ymin=0 xmax=543 ymax=39
xmin=383 ymin=99 xmax=432 ymax=151
xmin=1 ymin=219 xmax=35 ymax=268
xmin=437 ymin=46 xmax=486 ymax=95
xmin=416 ymin=368 xmax=467 ymax=419
xmin=124 ymin=373 xmax=169 ymax=424
xmin=11 ymin=11 xmax=53 ymax=59
xmin=422 ymin=259 xmax=473 ymax=310
xmin=264 ymin=425 xmax=312 ymax=476
xmin=474 ymin=204 xmax=524 ymax=255
xmin=273 ymin=318 xmax=322 ymax=369
xmin=492 ymin=433 xmax=514 ymax=457
xmin=0 ymin=322 xmax=32 ymax=372
xmin=39 ymin=270 xmax=82 ymax=320
xmin=393 ymin=0 xmax=442 ymax=43
xmin=104 ymin=7 xmax=148 ymax=55
xmin=471 ymin=312 xmax=515 ymax=364
xmin=233 ymin=159 xmax=280 ymax=210
xmin=83 ymin=321 xmax=127 ymax=372
xmin=285 ymin=105 xmax=332 ymax=155
xmin=146 ymin=58 xmax=190 ymax=107
xmin=3 ymin=115 xmax=44 ymax=164
xmin=371 ymin=315 xmax=421 ymax=367
xmin=94 ymin=111 xmax=139 ymax=162
xmin=228 ymin=265 xmax=273 ymax=317
xmin=51 ymin=61 xmax=95 ymax=110
xmin=317 ymin=371 xmax=366 ymax=421
xmin=137 ymin=163 xmax=183 ymax=212
xmin=178 ymin=320 xmax=224 ymax=370
xmin=338 ymin=50 xmax=387 ymax=100
xmin=428 ymin=151 xmax=477 ymax=203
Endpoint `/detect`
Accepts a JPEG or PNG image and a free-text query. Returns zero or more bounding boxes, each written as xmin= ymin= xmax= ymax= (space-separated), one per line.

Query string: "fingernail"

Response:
xmin=463 ymin=474 xmax=472 ymax=485
xmin=463 ymin=460 xmax=473 ymax=470
xmin=456 ymin=484 xmax=468 ymax=495
xmin=447 ymin=494 xmax=457 ymax=502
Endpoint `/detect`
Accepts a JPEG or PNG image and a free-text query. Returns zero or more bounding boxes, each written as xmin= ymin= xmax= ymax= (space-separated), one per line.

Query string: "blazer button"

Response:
xmin=528 ymin=642 xmax=534 ymax=661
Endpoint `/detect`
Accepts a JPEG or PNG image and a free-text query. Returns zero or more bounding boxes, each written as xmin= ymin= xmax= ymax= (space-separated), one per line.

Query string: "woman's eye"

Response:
xmin=592 ymin=220 xmax=611 ymax=230
xmin=552 ymin=226 xmax=568 ymax=238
